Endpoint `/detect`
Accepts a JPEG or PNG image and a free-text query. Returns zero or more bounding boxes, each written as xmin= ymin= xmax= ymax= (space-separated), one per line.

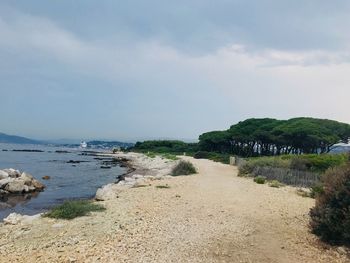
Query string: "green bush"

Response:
xmin=239 ymin=156 xmax=290 ymax=176
xmin=171 ymin=161 xmax=197 ymax=176
xmin=290 ymin=157 xmax=311 ymax=171
xmin=301 ymin=154 xmax=348 ymax=173
xmin=254 ymin=176 xmax=266 ymax=184
xmin=45 ymin=200 xmax=105 ymax=220
xmin=309 ymin=183 xmax=324 ymax=198
xmin=193 ymin=151 xmax=230 ymax=164
xmin=310 ymin=164 xmax=350 ymax=244
xmin=193 ymin=151 xmax=210 ymax=159
xmin=132 ymin=140 xmax=198 ymax=155
xmin=239 ymin=154 xmax=348 ymax=176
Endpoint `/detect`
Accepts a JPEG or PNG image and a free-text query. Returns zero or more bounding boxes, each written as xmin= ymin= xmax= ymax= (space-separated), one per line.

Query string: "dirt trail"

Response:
xmin=0 ymin=157 xmax=348 ymax=263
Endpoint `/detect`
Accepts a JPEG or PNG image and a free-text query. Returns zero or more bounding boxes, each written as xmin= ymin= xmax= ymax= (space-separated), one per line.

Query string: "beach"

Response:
xmin=0 ymin=153 xmax=348 ymax=263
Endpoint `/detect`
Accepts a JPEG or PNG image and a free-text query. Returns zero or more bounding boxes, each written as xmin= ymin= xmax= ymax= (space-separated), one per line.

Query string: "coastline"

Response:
xmin=1 ymin=152 xmax=178 ymax=223
xmin=94 ymin=152 xmax=178 ymax=201
xmin=0 ymin=154 xmax=348 ymax=263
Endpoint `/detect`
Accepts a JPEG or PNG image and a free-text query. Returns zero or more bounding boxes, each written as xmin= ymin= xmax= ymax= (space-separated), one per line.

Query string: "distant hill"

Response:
xmin=0 ymin=132 xmax=42 ymax=145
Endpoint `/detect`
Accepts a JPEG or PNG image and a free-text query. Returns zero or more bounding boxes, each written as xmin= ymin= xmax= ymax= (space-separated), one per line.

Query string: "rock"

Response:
xmin=4 ymin=168 xmax=21 ymax=178
xmin=5 ymin=180 xmax=28 ymax=193
xmin=95 ymin=183 xmax=127 ymax=201
xmin=3 ymin=213 xmax=41 ymax=225
xmin=337 ymin=246 xmax=348 ymax=255
xmin=42 ymin=175 xmax=51 ymax=180
xmin=20 ymin=172 xmax=34 ymax=185
xmin=32 ymin=179 xmax=45 ymax=191
xmin=0 ymin=177 xmax=15 ymax=189
xmin=0 ymin=170 xmax=9 ymax=180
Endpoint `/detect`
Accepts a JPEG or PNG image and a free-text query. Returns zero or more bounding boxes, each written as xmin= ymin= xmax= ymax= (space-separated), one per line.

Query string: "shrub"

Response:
xmin=309 ymin=183 xmax=324 ymax=198
xmin=171 ymin=161 xmax=197 ymax=176
xmin=45 ymin=200 xmax=105 ymax=220
xmin=290 ymin=157 xmax=311 ymax=171
xmin=193 ymin=151 xmax=210 ymax=159
xmin=301 ymin=154 xmax=348 ymax=173
xmin=310 ymin=164 xmax=350 ymax=244
xmin=254 ymin=176 xmax=266 ymax=184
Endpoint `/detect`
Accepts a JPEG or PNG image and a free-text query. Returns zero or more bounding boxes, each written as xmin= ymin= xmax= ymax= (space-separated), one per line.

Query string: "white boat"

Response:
xmin=80 ymin=141 xmax=88 ymax=148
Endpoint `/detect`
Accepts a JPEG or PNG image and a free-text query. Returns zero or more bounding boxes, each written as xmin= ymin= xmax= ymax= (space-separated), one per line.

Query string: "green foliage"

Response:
xmin=239 ymin=156 xmax=290 ymax=176
xmin=193 ymin=151 xmax=210 ymax=159
xmin=45 ymin=200 xmax=105 ymax=220
xmin=239 ymin=154 xmax=347 ymax=176
xmin=254 ymin=176 xmax=266 ymax=184
xmin=198 ymin=117 xmax=350 ymax=157
xmin=298 ymin=154 xmax=348 ymax=173
xmin=310 ymin=183 xmax=324 ymax=198
xmin=193 ymin=151 xmax=230 ymax=164
xmin=132 ymin=140 xmax=198 ymax=155
xmin=310 ymin=164 xmax=350 ymax=244
xmin=171 ymin=161 xmax=197 ymax=176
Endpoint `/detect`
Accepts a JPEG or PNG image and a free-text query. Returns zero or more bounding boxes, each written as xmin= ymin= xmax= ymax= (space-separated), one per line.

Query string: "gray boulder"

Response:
xmin=4 ymin=168 xmax=21 ymax=178
xmin=20 ymin=172 xmax=34 ymax=185
xmin=5 ymin=180 xmax=28 ymax=193
xmin=0 ymin=170 xmax=9 ymax=180
xmin=0 ymin=178 xmax=15 ymax=189
xmin=0 ymin=169 xmax=45 ymax=195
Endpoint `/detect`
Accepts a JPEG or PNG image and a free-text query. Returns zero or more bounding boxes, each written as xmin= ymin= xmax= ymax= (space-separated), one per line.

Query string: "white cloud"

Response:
xmin=1 ymin=10 xmax=350 ymax=139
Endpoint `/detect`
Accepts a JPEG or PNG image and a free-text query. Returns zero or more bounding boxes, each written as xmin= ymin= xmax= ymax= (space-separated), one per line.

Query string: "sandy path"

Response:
xmin=0 ymin=157 xmax=348 ymax=263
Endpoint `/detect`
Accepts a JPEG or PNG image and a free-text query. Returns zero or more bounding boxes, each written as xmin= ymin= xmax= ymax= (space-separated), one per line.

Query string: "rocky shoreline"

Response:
xmin=95 ymin=152 xmax=178 ymax=201
xmin=1 ymin=152 xmax=178 ymax=224
xmin=0 ymin=169 xmax=45 ymax=201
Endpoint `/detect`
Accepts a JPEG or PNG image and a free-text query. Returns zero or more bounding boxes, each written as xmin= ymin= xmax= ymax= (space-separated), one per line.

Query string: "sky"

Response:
xmin=0 ymin=1 xmax=350 ymax=142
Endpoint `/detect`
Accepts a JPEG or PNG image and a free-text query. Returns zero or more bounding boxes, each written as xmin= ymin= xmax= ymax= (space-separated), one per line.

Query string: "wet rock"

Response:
xmin=5 ymin=180 xmax=28 ymax=193
xmin=32 ymin=179 xmax=45 ymax=191
xmin=42 ymin=175 xmax=51 ymax=180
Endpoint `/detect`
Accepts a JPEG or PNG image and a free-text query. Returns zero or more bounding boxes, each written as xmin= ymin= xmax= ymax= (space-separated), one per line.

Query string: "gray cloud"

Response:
xmin=0 ymin=2 xmax=350 ymax=140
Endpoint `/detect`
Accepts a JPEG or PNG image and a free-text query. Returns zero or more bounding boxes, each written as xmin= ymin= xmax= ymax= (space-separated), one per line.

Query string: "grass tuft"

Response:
xmin=44 ymin=200 xmax=105 ymax=220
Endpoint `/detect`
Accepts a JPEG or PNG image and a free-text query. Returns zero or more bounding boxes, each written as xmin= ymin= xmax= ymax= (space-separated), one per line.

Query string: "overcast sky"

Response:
xmin=1 ymin=1 xmax=350 ymax=141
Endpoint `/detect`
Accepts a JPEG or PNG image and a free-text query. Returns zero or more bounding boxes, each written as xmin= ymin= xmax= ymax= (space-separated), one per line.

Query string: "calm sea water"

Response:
xmin=0 ymin=143 xmax=125 ymax=220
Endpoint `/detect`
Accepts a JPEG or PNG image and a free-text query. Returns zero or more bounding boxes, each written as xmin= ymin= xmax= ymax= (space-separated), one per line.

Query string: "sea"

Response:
xmin=0 ymin=143 xmax=125 ymax=220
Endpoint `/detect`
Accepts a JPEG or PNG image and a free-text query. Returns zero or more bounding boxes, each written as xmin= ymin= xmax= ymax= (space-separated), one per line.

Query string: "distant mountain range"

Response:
xmin=0 ymin=132 xmax=42 ymax=145
xmin=0 ymin=132 xmax=134 ymax=149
